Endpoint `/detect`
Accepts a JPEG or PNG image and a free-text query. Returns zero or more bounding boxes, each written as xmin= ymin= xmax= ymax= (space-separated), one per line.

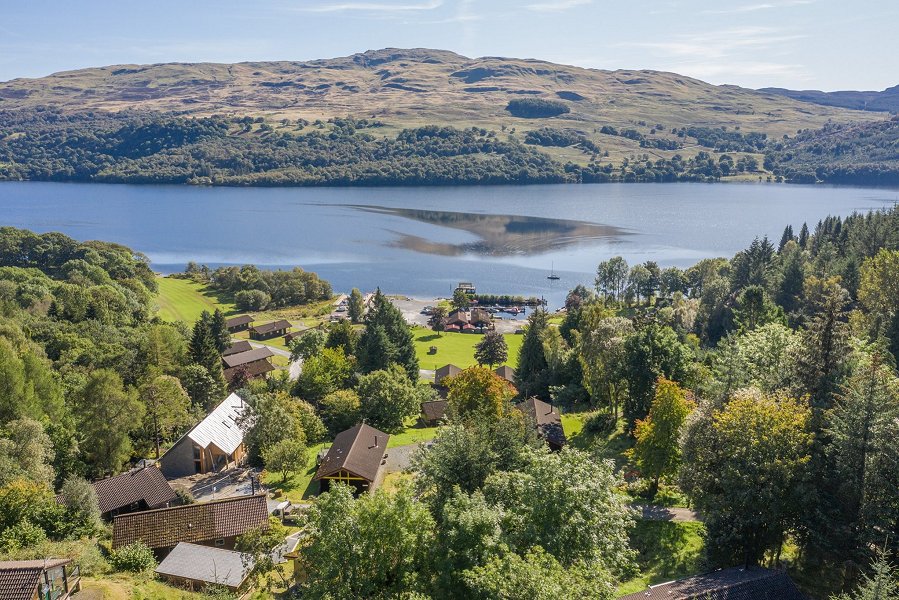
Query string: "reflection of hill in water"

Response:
xmin=347 ymin=205 xmax=630 ymax=256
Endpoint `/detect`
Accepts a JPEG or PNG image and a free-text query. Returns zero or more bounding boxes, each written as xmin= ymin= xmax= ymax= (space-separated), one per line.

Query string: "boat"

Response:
xmin=547 ymin=262 xmax=561 ymax=281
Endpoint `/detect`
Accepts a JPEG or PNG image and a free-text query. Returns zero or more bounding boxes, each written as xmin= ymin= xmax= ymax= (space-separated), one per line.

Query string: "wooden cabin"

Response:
xmin=517 ymin=397 xmax=567 ymax=451
xmin=494 ymin=365 xmax=516 ymax=385
xmin=313 ymin=424 xmax=390 ymax=495
xmin=283 ymin=330 xmax=304 ymax=345
xmin=434 ymin=364 xmax=462 ymax=388
xmin=0 ymin=558 xmax=81 ymax=600
xmin=420 ymin=400 xmax=448 ymax=426
xmin=249 ymin=320 xmax=292 ymax=340
xmin=222 ymin=340 xmax=252 ymax=357
xmin=155 ymin=543 xmax=254 ymax=592
xmin=221 ymin=347 xmax=275 ymax=385
xmin=62 ymin=466 xmax=177 ymax=520
xmin=225 ymin=315 xmax=254 ymax=333
xmin=158 ymin=393 xmax=247 ymax=479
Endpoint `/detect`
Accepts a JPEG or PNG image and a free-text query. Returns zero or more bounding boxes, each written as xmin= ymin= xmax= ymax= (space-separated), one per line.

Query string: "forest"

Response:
xmin=1 ymin=202 xmax=899 ymax=597
xmin=1 ymin=108 xmax=897 ymax=186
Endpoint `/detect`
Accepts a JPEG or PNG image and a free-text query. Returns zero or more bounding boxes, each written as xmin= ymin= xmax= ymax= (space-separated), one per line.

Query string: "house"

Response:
xmin=249 ymin=319 xmax=292 ymax=340
xmin=81 ymin=466 xmax=176 ymax=520
xmin=494 ymin=365 xmax=516 ymax=385
xmin=517 ymin=397 xmax=567 ymax=451
xmin=112 ymin=494 xmax=269 ymax=554
xmin=420 ymin=400 xmax=448 ymax=425
xmin=313 ymin=424 xmax=390 ymax=495
xmin=221 ymin=347 xmax=275 ymax=384
xmin=0 ymin=558 xmax=81 ymax=600
xmin=158 ymin=393 xmax=247 ymax=479
xmin=225 ymin=315 xmax=254 ymax=333
xmin=222 ymin=340 xmax=252 ymax=357
xmin=155 ymin=542 xmax=254 ymax=592
xmin=434 ymin=364 xmax=462 ymax=388
xmin=283 ymin=330 xmax=304 ymax=345
xmin=617 ymin=566 xmax=806 ymax=599
xmin=454 ymin=282 xmax=476 ymax=295
xmin=469 ymin=307 xmax=493 ymax=330
xmin=445 ymin=309 xmax=468 ymax=331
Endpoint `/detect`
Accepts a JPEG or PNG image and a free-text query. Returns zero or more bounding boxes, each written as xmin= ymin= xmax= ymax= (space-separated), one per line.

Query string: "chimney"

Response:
xmin=374 ymin=435 xmax=379 ymax=448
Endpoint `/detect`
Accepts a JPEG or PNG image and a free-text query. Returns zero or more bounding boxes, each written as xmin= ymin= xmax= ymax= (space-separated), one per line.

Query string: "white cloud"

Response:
xmin=526 ymin=0 xmax=592 ymax=13
xmin=701 ymin=0 xmax=815 ymax=15
xmin=298 ymin=0 xmax=443 ymax=12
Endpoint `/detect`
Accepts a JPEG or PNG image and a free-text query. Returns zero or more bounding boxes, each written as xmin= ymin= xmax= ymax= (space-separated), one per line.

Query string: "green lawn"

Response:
xmin=566 ymin=414 xmax=635 ymax=468
xmin=413 ymin=327 xmax=523 ymax=371
xmin=264 ymin=445 xmax=323 ymax=502
xmin=617 ymin=521 xmax=706 ymax=595
xmin=154 ymin=276 xmax=236 ymax=324
xmin=387 ymin=423 xmax=439 ymax=448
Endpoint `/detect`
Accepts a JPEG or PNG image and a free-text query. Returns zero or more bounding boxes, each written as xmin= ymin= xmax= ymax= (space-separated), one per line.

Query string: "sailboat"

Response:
xmin=547 ymin=262 xmax=560 ymax=281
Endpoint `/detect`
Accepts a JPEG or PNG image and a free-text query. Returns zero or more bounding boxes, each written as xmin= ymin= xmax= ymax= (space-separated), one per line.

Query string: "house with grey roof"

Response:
xmin=158 ymin=393 xmax=248 ymax=479
xmin=155 ymin=542 xmax=254 ymax=592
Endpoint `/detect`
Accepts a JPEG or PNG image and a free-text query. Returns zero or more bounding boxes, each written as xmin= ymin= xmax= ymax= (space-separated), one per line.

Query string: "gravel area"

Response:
xmin=390 ymin=296 xmax=528 ymax=334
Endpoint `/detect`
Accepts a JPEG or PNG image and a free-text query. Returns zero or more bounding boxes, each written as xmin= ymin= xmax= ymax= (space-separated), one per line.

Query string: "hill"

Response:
xmin=760 ymin=84 xmax=899 ymax=113
xmin=0 ymin=48 xmax=875 ymax=136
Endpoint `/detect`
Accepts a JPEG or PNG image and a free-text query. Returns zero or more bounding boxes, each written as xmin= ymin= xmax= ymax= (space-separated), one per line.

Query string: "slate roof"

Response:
xmin=89 ymin=466 xmax=177 ymax=515
xmin=222 ymin=347 xmax=274 ymax=368
xmin=222 ymin=340 xmax=253 ymax=356
xmin=226 ymin=315 xmax=254 ymax=328
xmin=434 ymin=363 xmax=462 ymax=386
xmin=617 ymin=566 xmax=807 ymax=600
xmin=314 ymin=424 xmax=390 ymax=483
xmin=518 ymin=397 xmax=567 ymax=447
xmin=251 ymin=320 xmax=292 ymax=335
xmin=421 ymin=400 xmax=448 ymax=422
xmin=112 ymin=494 xmax=269 ymax=549
xmin=0 ymin=558 xmax=71 ymax=600
xmin=155 ymin=542 xmax=253 ymax=589
xmin=180 ymin=393 xmax=247 ymax=456
xmin=494 ymin=365 xmax=516 ymax=384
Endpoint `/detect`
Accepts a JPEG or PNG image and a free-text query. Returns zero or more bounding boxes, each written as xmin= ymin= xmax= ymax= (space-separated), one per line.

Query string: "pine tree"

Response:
xmin=348 ymin=288 xmax=365 ymax=324
xmin=210 ymin=309 xmax=231 ymax=353
xmin=358 ymin=324 xmax=393 ymax=374
xmin=190 ymin=311 xmax=226 ymax=396
xmin=515 ymin=309 xmax=550 ymax=399
xmin=359 ymin=290 xmax=418 ymax=380
xmin=831 ymin=547 xmax=899 ymax=600
xmin=798 ymin=222 xmax=810 ymax=249
xmin=778 ymin=224 xmax=795 ymax=252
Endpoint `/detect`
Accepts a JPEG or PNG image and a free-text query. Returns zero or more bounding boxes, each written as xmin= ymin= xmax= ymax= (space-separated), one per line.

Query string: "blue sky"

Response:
xmin=1 ymin=0 xmax=896 ymax=90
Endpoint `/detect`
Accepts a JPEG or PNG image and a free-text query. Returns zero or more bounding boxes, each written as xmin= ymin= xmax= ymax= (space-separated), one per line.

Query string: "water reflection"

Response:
xmin=346 ymin=205 xmax=630 ymax=256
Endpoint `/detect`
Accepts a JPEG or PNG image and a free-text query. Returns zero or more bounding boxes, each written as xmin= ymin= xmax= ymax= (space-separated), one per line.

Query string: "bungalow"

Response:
xmin=112 ymin=494 xmax=269 ymax=555
xmin=618 ymin=566 xmax=806 ymax=599
xmin=0 ymin=558 xmax=81 ymax=600
xmin=469 ymin=307 xmax=493 ymax=330
xmin=155 ymin=542 xmax=254 ymax=592
xmin=221 ymin=347 xmax=275 ymax=384
xmin=517 ymin=397 xmax=567 ymax=451
xmin=222 ymin=340 xmax=252 ymax=357
xmin=420 ymin=400 xmax=448 ymax=426
xmin=434 ymin=363 xmax=462 ymax=388
xmin=494 ymin=365 xmax=516 ymax=385
xmin=80 ymin=466 xmax=176 ymax=520
xmin=225 ymin=315 xmax=254 ymax=333
xmin=249 ymin=320 xmax=292 ymax=340
xmin=444 ymin=308 xmax=493 ymax=333
xmin=445 ymin=309 xmax=469 ymax=331
xmin=158 ymin=393 xmax=247 ymax=479
xmin=313 ymin=424 xmax=390 ymax=495
xmin=283 ymin=330 xmax=304 ymax=345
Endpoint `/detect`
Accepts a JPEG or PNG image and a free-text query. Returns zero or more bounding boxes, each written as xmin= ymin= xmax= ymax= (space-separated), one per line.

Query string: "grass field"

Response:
xmin=154 ymin=277 xmax=236 ymax=323
xmin=616 ymin=521 xmax=707 ymax=595
xmin=413 ymin=327 xmax=523 ymax=371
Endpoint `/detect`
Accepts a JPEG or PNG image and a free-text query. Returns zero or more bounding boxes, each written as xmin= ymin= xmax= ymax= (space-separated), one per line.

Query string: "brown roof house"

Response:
xmin=518 ymin=398 xmax=567 ymax=451
xmin=221 ymin=347 xmax=275 ymax=384
xmin=222 ymin=340 xmax=252 ymax=357
xmin=0 ymin=559 xmax=81 ymax=600
xmin=314 ymin=424 xmax=390 ymax=495
xmin=249 ymin=319 xmax=292 ymax=340
xmin=158 ymin=393 xmax=248 ymax=479
xmin=420 ymin=400 xmax=448 ymax=426
xmin=283 ymin=330 xmax=304 ymax=345
xmin=494 ymin=365 xmax=516 ymax=385
xmin=618 ymin=566 xmax=807 ymax=600
xmin=84 ymin=466 xmax=177 ymax=520
xmin=434 ymin=363 xmax=462 ymax=388
xmin=112 ymin=494 xmax=269 ymax=555
xmin=225 ymin=315 xmax=254 ymax=333
xmin=155 ymin=542 xmax=254 ymax=592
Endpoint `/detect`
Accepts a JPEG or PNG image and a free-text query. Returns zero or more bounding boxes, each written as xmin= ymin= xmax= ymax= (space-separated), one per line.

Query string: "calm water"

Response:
xmin=1 ymin=182 xmax=896 ymax=308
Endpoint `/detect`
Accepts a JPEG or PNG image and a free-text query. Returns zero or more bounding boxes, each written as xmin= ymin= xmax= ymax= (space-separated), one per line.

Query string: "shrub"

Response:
xmin=0 ymin=520 xmax=47 ymax=552
xmin=235 ymin=289 xmax=270 ymax=311
xmin=109 ymin=541 xmax=156 ymax=572
xmin=583 ymin=412 xmax=617 ymax=435
xmin=506 ymin=98 xmax=570 ymax=118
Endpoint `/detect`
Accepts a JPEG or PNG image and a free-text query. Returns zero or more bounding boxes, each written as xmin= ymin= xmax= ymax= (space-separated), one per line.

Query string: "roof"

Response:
xmin=187 ymin=393 xmax=246 ymax=455
xmin=618 ymin=567 xmax=806 ymax=600
xmin=226 ymin=315 xmax=254 ymax=327
xmin=518 ymin=398 xmax=567 ymax=447
xmin=224 ymin=360 xmax=275 ymax=383
xmin=222 ymin=340 xmax=253 ymax=356
xmin=283 ymin=330 xmax=304 ymax=342
xmin=469 ymin=307 xmax=491 ymax=323
xmin=494 ymin=365 xmax=516 ymax=383
xmin=421 ymin=400 xmax=448 ymax=422
xmin=155 ymin=542 xmax=253 ymax=589
xmin=314 ymin=424 xmax=390 ymax=483
xmin=222 ymin=347 xmax=274 ymax=369
xmin=0 ymin=559 xmax=71 ymax=600
xmin=251 ymin=320 xmax=292 ymax=335
xmin=434 ymin=364 xmax=462 ymax=386
xmin=112 ymin=494 xmax=269 ymax=549
xmin=89 ymin=466 xmax=177 ymax=515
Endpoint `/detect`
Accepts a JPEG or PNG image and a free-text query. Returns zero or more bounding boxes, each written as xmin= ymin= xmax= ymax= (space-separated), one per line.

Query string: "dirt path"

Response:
xmin=632 ymin=504 xmax=702 ymax=522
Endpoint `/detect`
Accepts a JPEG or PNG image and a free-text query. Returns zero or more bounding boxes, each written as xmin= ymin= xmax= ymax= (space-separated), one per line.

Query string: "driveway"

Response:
xmin=632 ymin=504 xmax=702 ymax=522
xmin=169 ymin=467 xmax=260 ymax=502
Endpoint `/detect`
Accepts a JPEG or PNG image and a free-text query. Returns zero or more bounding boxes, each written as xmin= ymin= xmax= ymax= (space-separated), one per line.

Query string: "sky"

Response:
xmin=1 ymin=0 xmax=896 ymax=91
